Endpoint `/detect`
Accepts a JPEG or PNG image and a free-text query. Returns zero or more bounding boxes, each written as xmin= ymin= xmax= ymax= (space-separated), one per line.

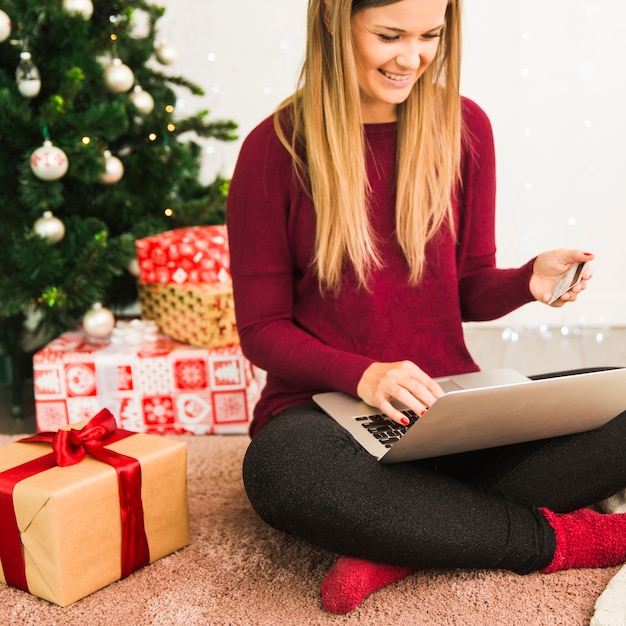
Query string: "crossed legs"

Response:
xmin=243 ymin=399 xmax=626 ymax=613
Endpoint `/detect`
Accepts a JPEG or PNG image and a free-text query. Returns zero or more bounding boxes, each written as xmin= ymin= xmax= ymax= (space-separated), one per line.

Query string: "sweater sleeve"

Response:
xmin=456 ymin=98 xmax=537 ymax=321
xmin=226 ymin=117 xmax=373 ymax=395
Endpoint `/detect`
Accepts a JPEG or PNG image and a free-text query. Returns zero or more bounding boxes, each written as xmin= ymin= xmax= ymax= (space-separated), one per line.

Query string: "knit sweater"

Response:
xmin=227 ymin=97 xmax=536 ymax=437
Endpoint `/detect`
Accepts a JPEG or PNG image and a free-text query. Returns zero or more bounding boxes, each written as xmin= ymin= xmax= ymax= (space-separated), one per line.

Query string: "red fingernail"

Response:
xmin=401 ymin=418 xmax=410 ymax=426
xmin=420 ymin=410 xmax=427 ymax=417
xmin=583 ymin=252 xmax=593 ymax=256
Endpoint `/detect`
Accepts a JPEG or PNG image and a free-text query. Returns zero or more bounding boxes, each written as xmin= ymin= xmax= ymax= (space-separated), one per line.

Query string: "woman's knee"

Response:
xmin=242 ymin=406 xmax=359 ymax=527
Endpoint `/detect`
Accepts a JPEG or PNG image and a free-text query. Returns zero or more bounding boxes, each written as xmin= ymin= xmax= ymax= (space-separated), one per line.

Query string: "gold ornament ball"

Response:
xmin=34 ymin=211 xmax=65 ymax=243
xmin=127 ymin=258 xmax=140 ymax=277
xmin=82 ymin=302 xmax=115 ymax=338
xmin=100 ymin=150 xmax=124 ymax=184
xmin=62 ymin=0 xmax=93 ymax=19
xmin=129 ymin=85 xmax=155 ymax=115
xmin=104 ymin=59 xmax=135 ymax=93
xmin=156 ymin=40 xmax=178 ymax=65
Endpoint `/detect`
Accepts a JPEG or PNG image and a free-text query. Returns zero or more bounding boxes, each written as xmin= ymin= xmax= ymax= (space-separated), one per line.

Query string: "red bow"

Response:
xmin=22 ymin=408 xmax=120 ymax=467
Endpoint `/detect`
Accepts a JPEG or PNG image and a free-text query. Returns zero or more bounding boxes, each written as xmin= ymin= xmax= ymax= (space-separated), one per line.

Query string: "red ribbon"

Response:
xmin=0 ymin=409 xmax=150 ymax=593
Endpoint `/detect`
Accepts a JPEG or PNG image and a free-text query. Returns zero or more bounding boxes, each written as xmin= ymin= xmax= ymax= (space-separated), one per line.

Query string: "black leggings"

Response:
xmin=243 ymin=370 xmax=626 ymax=574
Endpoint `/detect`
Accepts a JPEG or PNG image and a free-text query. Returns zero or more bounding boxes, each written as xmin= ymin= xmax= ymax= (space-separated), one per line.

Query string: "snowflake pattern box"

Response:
xmin=32 ymin=331 xmax=266 ymax=435
xmin=135 ymin=225 xmax=230 ymax=285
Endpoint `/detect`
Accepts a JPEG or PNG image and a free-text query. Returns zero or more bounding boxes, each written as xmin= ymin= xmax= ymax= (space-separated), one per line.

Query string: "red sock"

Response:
xmin=320 ymin=556 xmax=416 ymax=614
xmin=540 ymin=507 xmax=626 ymax=573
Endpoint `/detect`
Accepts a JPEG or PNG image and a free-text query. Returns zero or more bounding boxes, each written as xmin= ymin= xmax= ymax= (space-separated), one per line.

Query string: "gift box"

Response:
xmin=33 ymin=327 xmax=265 ymax=435
xmin=0 ymin=411 xmax=189 ymax=606
xmin=135 ymin=225 xmax=229 ymax=285
xmin=137 ymin=281 xmax=238 ymax=349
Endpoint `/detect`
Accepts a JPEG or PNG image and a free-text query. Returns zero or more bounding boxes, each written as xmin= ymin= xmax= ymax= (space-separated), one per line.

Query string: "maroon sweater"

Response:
xmin=227 ymin=97 xmax=535 ymax=438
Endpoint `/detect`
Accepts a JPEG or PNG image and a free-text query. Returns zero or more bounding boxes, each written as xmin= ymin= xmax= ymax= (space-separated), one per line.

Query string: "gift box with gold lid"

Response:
xmin=0 ymin=411 xmax=189 ymax=607
xmin=135 ymin=225 xmax=229 ymax=285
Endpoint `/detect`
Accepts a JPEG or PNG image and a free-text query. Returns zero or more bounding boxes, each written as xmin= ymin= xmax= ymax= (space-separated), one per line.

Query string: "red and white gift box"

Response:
xmin=135 ymin=225 xmax=229 ymax=285
xmin=33 ymin=327 xmax=265 ymax=436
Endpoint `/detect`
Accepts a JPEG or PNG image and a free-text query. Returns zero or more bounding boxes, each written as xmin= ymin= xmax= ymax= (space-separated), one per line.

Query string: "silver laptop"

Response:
xmin=313 ymin=368 xmax=626 ymax=463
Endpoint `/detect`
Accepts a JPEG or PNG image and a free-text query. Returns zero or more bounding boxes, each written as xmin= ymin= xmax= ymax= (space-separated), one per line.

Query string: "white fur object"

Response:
xmin=590 ymin=490 xmax=626 ymax=626
xmin=597 ymin=491 xmax=626 ymax=515
xmin=590 ymin=566 xmax=626 ymax=626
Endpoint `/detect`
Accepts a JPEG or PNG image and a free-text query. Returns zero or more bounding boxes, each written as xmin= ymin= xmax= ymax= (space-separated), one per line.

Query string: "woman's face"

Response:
xmin=350 ymin=0 xmax=448 ymax=123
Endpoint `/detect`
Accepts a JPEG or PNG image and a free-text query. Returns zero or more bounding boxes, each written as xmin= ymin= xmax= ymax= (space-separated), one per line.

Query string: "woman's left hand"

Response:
xmin=530 ymin=249 xmax=594 ymax=307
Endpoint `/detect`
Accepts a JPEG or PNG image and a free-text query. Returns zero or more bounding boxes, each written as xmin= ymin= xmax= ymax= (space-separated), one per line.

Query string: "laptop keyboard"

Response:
xmin=355 ymin=410 xmax=420 ymax=448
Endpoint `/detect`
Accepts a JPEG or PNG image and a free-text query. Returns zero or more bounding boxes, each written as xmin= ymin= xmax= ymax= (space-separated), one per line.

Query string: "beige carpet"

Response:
xmin=0 ymin=432 xmax=620 ymax=626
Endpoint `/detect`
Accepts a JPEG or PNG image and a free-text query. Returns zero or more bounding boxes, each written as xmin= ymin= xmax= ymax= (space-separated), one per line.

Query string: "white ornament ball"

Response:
xmin=16 ymin=52 xmax=41 ymax=99
xmin=18 ymin=80 xmax=42 ymax=98
xmin=82 ymin=302 xmax=115 ymax=338
xmin=104 ymin=58 xmax=134 ymax=93
xmin=129 ymin=85 xmax=154 ymax=115
xmin=62 ymin=0 xmax=93 ymax=19
xmin=34 ymin=211 xmax=65 ymax=243
xmin=30 ymin=141 xmax=69 ymax=181
xmin=100 ymin=150 xmax=124 ymax=184
xmin=156 ymin=40 xmax=178 ymax=65
xmin=0 ymin=10 xmax=12 ymax=43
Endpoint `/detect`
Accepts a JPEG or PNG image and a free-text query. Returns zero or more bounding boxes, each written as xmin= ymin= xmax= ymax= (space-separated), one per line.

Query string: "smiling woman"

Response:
xmin=281 ymin=0 xmax=463 ymax=294
xmin=349 ymin=0 xmax=447 ymax=122
xmin=153 ymin=0 xmax=626 ymax=327
xmin=226 ymin=0 xmax=626 ymax=617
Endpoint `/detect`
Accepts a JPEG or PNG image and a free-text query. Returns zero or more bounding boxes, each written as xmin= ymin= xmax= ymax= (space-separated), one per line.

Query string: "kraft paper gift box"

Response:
xmin=137 ymin=281 xmax=238 ymax=349
xmin=33 ymin=326 xmax=264 ymax=435
xmin=135 ymin=225 xmax=229 ymax=285
xmin=0 ymin=410 xmax=189 ymax=607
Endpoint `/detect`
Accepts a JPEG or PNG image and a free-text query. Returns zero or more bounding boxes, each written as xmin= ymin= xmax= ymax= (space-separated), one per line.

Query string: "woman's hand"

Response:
xmin=530 ymin=249 xmax=594 ymax=307
xmin=356 ymin=361 xmax=445 ymax=426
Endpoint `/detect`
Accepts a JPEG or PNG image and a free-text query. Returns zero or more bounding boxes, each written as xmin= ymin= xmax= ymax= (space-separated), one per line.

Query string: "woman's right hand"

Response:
xmin=356 ymin=361 xmax=445 ymax=426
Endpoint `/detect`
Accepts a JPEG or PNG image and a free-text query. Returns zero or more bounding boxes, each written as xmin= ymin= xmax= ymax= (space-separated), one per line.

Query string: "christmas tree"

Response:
xmin=0 ymin=0 xmax=237 ymax=414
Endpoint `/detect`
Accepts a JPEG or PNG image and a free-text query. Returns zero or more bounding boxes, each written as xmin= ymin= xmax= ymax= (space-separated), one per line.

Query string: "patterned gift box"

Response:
xmin=33 ymin=329 xmax=265 ymax=435
xmin=137 ymin=281 xmax=237 ymax=349
xmin=0 ymin=412 xmax=189 ymax=606
xmin=135 ymin=225 xmax=229 ymax=285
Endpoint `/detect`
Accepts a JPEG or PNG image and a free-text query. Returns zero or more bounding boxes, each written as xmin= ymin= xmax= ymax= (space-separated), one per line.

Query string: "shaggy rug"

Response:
xmin=0 ymin=432 xmax=624 ymax=626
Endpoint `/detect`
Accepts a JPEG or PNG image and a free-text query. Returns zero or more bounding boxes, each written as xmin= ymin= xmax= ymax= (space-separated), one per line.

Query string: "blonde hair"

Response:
xmin=275 ymin=0 xmax=463 ymax=293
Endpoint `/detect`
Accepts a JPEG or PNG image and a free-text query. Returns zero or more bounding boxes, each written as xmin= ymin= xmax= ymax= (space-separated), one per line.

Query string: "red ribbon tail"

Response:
xmin=0 ymin=454 xmax=58 ymax=592
xmin=86 ymin=445 xmax=150 ymax=577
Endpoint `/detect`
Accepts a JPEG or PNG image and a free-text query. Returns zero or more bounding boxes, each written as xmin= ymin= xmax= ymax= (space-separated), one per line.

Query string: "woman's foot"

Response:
xmin=540 ymin=507 xmax=626 ymax=573
xmin=321 ymin=556 xmax=416 ymax=614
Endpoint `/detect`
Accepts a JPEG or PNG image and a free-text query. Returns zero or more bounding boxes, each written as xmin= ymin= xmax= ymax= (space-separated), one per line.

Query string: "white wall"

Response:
xmin=156 ymin=0 xmax=626 ymax=327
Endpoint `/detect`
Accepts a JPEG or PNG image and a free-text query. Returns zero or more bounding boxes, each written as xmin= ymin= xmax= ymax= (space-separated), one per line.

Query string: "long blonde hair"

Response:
xmin=275 ymin=0 xmax=463 ymax=293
